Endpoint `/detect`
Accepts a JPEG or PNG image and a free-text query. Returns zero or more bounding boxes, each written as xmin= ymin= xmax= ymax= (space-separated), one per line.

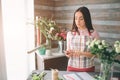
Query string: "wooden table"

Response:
xmin=27 ymin=70 xmax=120 ymax=80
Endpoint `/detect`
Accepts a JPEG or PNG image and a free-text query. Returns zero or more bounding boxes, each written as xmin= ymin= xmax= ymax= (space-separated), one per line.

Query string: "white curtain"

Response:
xmin=1 ymin=0 xmax=35 ymax=80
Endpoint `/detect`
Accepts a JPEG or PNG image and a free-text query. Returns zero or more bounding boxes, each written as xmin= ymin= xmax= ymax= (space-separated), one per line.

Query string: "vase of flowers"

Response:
xmin=86 ymin=39 xmax=120 ymax=80
xmin=55 ymin=28 xmax=67 ymax=53
xmin=35 ymin=17 xmax=63 ymax=55
xmin=35 ymin=17 xmax=67 ymax=54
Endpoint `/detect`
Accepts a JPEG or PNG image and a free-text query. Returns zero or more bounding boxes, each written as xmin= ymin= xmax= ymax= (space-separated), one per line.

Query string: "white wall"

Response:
xmin=1 ymin=0 xmax=35 ymax=80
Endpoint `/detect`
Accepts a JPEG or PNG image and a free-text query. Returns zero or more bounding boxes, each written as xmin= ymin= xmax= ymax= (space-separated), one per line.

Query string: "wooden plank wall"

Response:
xmin=54 ymin=0 xmax=120 ymax=43
xmin=34 ymin=0 xmax=120 ymax=43
xmin=34 ymin=0 xmax=54 ymax=18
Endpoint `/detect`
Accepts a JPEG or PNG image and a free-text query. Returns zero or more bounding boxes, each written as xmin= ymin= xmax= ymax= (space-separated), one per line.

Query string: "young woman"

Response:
xmin=65 ymin=6 xmax=99 ymax=72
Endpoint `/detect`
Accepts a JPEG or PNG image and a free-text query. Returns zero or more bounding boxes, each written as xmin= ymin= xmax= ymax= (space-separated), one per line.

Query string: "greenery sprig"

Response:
xmin=32 ymin=71 xmax=47 ymax=80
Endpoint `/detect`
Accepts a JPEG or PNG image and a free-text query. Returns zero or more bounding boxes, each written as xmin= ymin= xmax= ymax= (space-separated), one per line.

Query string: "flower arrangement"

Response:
xmin=35 ymin=17 xmax=67 ymax=51
xmin=86 ymin=39 xmax=120 ymax=64
xmin=86 ymin=39 xmax=120 ymax=80
xmin=35 ymin=17 xmax=66 ymax=41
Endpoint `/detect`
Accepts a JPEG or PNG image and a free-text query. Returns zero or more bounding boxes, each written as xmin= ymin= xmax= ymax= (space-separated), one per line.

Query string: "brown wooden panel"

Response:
xmin=55 ymin=0 xmax=120 ymax=7
xmin=94 ymin=25 xmax=120 ymax=33
xmin=57 ymin=23 xmax=72 ymax=30
xmin=34 ymin=0 xmax=54 ymax=6
xmin=55 ymin=10 xmax=73 ymax=20
xmin=54 ymin=9 xmax=120 ymax=21
xmin=90 ymin=9 xmax=120 ymax=21
xmin=35 ymin=10 xmax=53 ymax=14
xmin=100 ymin=37 xmax=120 ymax=44
xmin=35 ymin=10 xmax=54 ymax=17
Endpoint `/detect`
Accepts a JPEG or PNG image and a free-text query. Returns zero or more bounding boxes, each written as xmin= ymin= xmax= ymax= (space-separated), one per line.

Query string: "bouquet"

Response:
xmin=86 ymin=39 xmax=120 ymax=80
xmin=86 ymin=39 xmax=120 ymax=64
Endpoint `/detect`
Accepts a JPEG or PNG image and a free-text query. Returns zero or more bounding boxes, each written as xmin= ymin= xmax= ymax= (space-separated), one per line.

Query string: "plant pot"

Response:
xmin=38 ymin=47 xmax=46 ymax=55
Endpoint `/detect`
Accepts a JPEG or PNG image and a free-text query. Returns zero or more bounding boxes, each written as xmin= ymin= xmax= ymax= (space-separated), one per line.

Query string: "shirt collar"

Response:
xmin=78 ymin=28 xmax=88 ymax=33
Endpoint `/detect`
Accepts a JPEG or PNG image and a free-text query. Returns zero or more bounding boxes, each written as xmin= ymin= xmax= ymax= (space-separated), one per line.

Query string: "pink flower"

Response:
xmin=59 ymin=32 xmax=67 ymax=40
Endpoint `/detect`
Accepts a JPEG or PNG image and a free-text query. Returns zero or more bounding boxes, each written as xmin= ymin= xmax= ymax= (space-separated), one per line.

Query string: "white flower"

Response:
xmin=90 ymin=42 xmax=95 ymax=48
xmin=102 ymin=40 xmax=106 ymax=45
xmin=50 ymin=27 xmax=54 ymax=31
xmin=49 ymin=27 xmax=54 ymax=34
xmin=98 ymin=45 xmax=103 ymax=49
xmin=114 ymin=41 xmax=120 ymax=48
xmin=114 ymin=43 xmax=119 ymax=48
xmin=95 ymin=40 xmax=101 ymax=45
xmin=115 ymin=46 xmax=120 ymax=53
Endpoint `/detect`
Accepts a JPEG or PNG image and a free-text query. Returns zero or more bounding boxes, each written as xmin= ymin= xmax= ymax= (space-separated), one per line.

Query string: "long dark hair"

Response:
xmin=72 ymin=6 xmax=94 ymax=34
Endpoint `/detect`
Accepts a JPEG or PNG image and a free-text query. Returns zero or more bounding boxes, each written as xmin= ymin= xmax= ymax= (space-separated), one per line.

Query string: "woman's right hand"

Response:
xmin=64 ymin=50 xmax=73 ymax=58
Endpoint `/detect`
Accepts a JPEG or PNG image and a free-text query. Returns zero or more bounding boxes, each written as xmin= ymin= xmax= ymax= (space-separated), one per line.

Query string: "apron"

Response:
xmin=67 ymin=31 xmax=95 ymax=72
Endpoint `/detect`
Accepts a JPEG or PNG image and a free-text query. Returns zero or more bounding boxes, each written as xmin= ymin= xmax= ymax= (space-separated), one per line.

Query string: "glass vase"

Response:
xmin=99 ymin=62 xmax=113 ymax=80
xmin=58 ymin=41 xmax=66 ymax=53
xmin=58 ymin=41 xmax=63 ymax=53
xmin=45 ymin=39 xmax=52 ymax=56
xmin=46 ymin=39 xmax=51 ymax=49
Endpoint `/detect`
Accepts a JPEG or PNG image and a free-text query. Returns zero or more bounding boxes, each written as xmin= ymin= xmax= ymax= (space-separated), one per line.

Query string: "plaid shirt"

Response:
xmin=67 ymin=29 xmax=99 ymax=68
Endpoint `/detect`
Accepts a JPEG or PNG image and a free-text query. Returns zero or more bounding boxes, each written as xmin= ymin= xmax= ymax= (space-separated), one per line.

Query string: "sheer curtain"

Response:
xmin=1 ymin=0 xmax=35 ymax=80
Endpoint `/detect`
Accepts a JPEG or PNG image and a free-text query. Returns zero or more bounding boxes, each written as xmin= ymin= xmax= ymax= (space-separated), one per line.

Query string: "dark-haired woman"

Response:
xmin=65 ymin=6 xmax=99 ymax=72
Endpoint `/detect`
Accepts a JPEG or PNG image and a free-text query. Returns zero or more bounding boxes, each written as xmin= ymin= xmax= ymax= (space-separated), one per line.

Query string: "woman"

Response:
xmin=65 ymin=6 xmax=99 ymax=72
